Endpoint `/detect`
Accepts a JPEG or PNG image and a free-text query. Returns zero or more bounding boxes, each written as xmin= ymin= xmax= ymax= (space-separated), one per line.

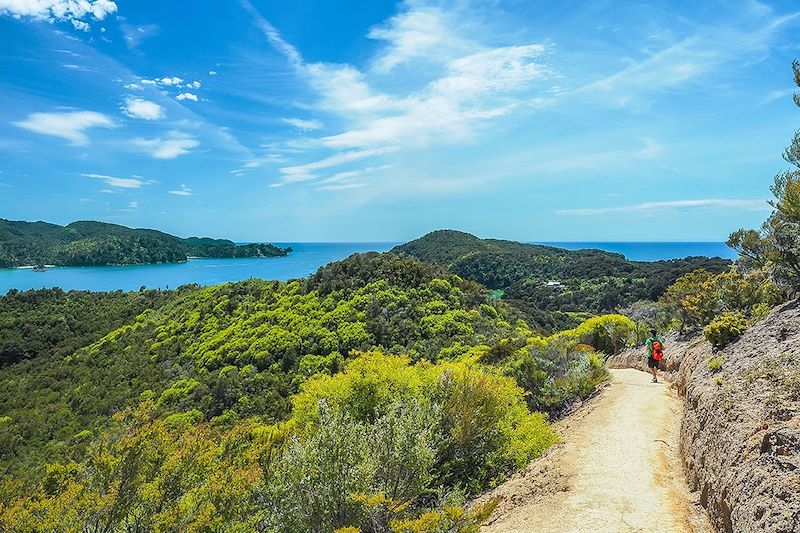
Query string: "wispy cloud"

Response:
xmin=761 ymin=88 xmax=797 ymax=105
xmin=130 ymin=132 xmax=199 ymax=159
xmin=169 ymin=184 xmax=192 ymax=196
xmin=82 ymin=173 xmax=149 ymax=189
xmin=245 ymin=0 xmax=554 ymax=191
xmin=13 ymin=110 xmax=114 ymax=145
xmin=123 ymin=98 xmax=165 ymax=120
xmin=283 ymin=117 xmax=323 ymax=131
xmin=60 ymin=63 xmax=93 ymax=71
xmin=318 ymin=44 xmax=548 ymax=150
xmin=317 ymin=182 xmax=369 ymax=191
xmin=239 ymin=0 xmax=302 ymax=67
xmin=278 ymin=147 xmax=397 ymax=183
xmin=570 ymin=5 xmax=800 ymax=109
xmin=558 ymin=198 xmax=770 ymax=216
xmin=120 ymin=22 xmax=159 ymax=49
xmin=128 ymin=200 xmax=139 ymax=209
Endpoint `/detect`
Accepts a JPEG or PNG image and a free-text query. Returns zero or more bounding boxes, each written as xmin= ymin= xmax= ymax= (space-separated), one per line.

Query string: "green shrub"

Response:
xmin=291 ymin=353 xmax=556 ymax=495
xmin=703 ymin=312 xmax=748 ymax=348
xmin=708 ymin=355 xmax=724 ymax=371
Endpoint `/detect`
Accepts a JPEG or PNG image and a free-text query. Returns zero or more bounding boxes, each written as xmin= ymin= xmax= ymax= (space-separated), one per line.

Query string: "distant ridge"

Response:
xmin=393 ymin=229 xmax=731 ymax=331
xmin=0 ymin=218 xmax=291 ymax=268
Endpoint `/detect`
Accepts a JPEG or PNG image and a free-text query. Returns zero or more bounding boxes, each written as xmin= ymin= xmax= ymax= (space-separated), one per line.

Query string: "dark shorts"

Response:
xmin=647 ymin=357 xmax=660 ymax=369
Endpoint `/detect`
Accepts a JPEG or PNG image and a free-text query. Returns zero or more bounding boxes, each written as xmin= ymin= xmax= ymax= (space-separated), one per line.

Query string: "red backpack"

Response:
xmin=651 ymin=340 xmax=664 ymax=360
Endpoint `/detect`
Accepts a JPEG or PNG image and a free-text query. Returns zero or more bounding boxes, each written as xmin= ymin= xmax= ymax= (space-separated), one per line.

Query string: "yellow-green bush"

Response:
xmin=703 ymin=312 xmax=749 ymax=348
xmin=292 ymin=352 xmax=556 ymax=494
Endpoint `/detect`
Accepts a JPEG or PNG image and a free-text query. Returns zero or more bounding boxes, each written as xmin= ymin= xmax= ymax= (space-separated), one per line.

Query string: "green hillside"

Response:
xmin=0 ymin=218 xmax=291 ymax=268
xmin=0 ymin=253 xmax=631 ymax=531
xmin=393 ymin=230 xmax=731 ymax=331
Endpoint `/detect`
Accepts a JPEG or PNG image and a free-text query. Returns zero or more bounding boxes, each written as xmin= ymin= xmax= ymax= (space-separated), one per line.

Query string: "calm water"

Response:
xmin=538 ymin=242 xmax=737 ymax=262
xmin=0 ymin=243 xmax=398 ymax=295
xmin=0 ymin=241 xmax=736 ymax=294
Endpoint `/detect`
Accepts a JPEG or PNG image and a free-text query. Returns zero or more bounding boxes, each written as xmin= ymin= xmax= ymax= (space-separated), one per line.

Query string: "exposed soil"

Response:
xmin=477 ymin=369 xmax=711 ymax=533
xmin=674 ymin=300 xmax=800 ymax=533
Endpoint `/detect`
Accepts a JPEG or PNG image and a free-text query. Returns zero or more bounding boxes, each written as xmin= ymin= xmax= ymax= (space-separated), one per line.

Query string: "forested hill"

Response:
xmin=393 ymin=230 xmax=731 ymax=331
xmin=0 ymin=218 xmax=291 ymax=268
xmin=0 ymin=252 xmax=629 ymax=530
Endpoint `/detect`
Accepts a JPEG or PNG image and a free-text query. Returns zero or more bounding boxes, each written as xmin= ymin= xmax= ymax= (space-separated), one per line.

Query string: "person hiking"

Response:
xmin=645 ymin=328 xmax=664 ymax=383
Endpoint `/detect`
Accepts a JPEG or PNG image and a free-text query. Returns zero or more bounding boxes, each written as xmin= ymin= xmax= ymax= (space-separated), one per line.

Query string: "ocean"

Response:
xmin=537 ymin=242 xmax=737 ymax=262
xmin=0 ymin=241 xmax=736 ymax=295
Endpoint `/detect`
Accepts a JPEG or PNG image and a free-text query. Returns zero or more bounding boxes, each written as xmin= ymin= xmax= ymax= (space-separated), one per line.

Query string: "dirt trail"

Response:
xmin=480 ymin=369 xmax=712 ymax=533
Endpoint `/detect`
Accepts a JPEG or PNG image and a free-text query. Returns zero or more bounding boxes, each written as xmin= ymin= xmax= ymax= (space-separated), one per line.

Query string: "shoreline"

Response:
xmin=2 ymin=254 xmax=292 ymax=272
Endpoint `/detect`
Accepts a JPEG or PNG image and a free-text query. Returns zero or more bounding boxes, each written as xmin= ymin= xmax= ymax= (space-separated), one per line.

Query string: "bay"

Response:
xmin=0 ymin=241 xmax=737 ymax=295
xmin=0 ymin=242 xmax=397 ymax=295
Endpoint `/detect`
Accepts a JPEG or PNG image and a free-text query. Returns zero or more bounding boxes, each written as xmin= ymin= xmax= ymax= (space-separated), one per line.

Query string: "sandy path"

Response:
xmin=480 ymin=369 xmax=711 ymax=533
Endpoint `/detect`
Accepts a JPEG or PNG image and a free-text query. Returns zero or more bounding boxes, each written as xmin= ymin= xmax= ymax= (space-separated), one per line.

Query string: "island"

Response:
xmin=0 ymin=219 xmax=291 ymax=268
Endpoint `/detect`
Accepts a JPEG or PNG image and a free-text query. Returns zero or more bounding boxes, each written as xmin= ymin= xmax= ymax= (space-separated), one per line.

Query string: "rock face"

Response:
xmin=676 ymin=300 xmax=800 ymax=533
xmin=612 ymin=301 xmax=800 ymax=532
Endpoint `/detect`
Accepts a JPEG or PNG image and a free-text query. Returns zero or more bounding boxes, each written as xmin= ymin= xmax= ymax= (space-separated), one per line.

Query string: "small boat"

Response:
xmin=32 ymin=264 xmax=47 ymax=272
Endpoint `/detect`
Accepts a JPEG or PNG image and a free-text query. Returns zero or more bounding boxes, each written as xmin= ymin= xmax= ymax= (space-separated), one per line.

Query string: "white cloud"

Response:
xmin=279 ymin=148 xmax=397 ymax=183
xmin=123 ymin=98 xmax=164 ymax=120
xmin=159 ymin=76 xmax=183 ymax=86
xmin=208 ymin=70 xmax=218 ymax=76
xmin=247 ymin=2 xmax=550 ymax=153
xmin=139 ymin=76 xmax=186 ymax=88
xmin=0 ymin=0 xmax=117 ymax=28
xmin=13 ymin=110 xmax=113 ymax=145
xmin=82 ymin=173 xmax=147 ymax=189
xmin=317 ymin=43 xmax=548 ymax=150
xmin=431 ymin=44 xmax=548 ymax=100
xmin=306 ymin=63 xmax=403 ymax=114
xmin=187 ymin=80 xmax=201 ymax=89
xmin=176 ymin=92 xmax=198 ymax=102
xmin=283 ymin=117 xmax=323 ymax=131
xmin=367 ymin=6 xmax=474 ymax=73
xmin=169 ymin=184 xmax=192 ymax=196
xmin=123 ymin=82 xmax=141 ymax=90
xmin=557 ymin=198 xmax=770 ymax=216
xmin=130 ymin=132 xmax=199 ymax=159
xmin=128 ymin=200 xmax=138 ymax=209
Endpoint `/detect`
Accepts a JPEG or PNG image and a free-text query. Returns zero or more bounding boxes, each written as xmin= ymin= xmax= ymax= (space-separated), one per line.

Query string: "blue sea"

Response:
xmin=537 ymin=242 xmax=737 ymax=262
xmin=0 ymin=241 xmax=736 ymax=295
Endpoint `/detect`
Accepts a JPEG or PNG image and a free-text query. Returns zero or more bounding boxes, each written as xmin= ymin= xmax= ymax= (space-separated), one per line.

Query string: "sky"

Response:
xmin=0 ymin=0 xmax=798 ymax=242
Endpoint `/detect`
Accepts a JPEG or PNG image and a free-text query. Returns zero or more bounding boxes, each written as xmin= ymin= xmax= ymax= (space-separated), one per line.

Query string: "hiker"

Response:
xmin=645 ymin=328 xmax=664 ymax=383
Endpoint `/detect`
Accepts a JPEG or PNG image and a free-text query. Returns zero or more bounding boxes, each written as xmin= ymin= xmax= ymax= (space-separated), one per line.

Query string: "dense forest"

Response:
xmin=393 ymin=230 xmax=731 ymax=331
xmin=0 ymin=252 xmax=633 ymax=531
xmin=0 ymin=219 xmax=291 ymax=268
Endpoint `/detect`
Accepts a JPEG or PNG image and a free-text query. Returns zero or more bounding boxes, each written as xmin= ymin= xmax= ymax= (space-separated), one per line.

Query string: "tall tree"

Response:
xmin=728 ymin=60 xmax=800 ymax=292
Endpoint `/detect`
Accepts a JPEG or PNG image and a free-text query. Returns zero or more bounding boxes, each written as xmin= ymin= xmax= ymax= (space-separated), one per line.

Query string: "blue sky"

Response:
xmin=0 ymin=0 xmax=798 ymax=242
